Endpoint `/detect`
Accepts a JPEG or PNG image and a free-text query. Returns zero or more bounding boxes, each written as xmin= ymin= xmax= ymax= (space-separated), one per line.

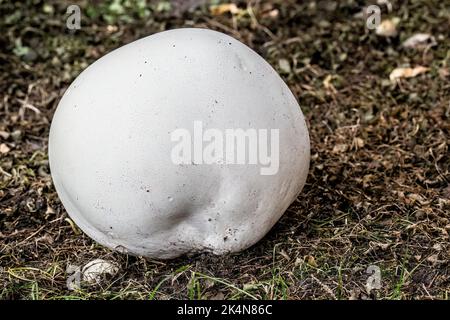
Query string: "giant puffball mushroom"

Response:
xmin=49 ymin=28 xmax=310 ymax=259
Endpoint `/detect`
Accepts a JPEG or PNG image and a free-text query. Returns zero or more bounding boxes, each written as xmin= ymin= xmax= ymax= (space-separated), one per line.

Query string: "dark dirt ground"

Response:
xmin=0 ymin=0 xmax=449 ymax=300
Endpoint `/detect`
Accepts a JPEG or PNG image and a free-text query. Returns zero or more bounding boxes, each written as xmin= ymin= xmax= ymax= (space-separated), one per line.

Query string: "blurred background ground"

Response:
xmin=0 ymin=0 xmax=449 ymax=300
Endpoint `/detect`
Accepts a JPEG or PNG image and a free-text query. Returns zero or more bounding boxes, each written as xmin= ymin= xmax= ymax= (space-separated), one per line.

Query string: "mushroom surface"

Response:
xmin=49 ymin=28 xmax=310 ymax=259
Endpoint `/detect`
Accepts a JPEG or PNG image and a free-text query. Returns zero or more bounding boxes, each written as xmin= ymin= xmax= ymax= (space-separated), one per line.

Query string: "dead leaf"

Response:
xmin=375 ymin=242 xmax=390 ymax=250
xmin=402 ymin=33 xmax=436 ymax=49
xmin=376 ymin=18 xmax=399 ymax=37
xmin=0 ymin=143 xmax=10 ymax=154
xmin=279 ymin=249 xmax=290 ymax=261
xmin=81 ymin=259 xmax=119 ymax=285
xmin=210 ymin=292 xmax=225 ymax=300
xmin=332 ymin=143 xmax=348 ymax=154
xmin=323 ymin=74 xmax=337 ymax=94
xmin=278 ymin=58 xmax=291 ymax=74
xmin=389 ymin=66 xmax=429 ymax=83
xmin=210 ymin=3 xmax=239 ymax=16
xmin=432 ymin=243 xmax=442 ymax=251
xmin=353 ymin=137 xmax=365 ymax=149
xmin=426 ymin=254 xmax=439 ymax=264
xmin=442 ymin=186 xmax=450 ymax=199
xmin=106 ymin=25 xmax=118 ymax=33
xmin=438 ymin=68 xmax=449 ymax=79
xmin=243 ymin=283 xmax=257 ymax=291
xmin=262 ymin=9 xmax=279 ymax=19
xmin=260 ymin=3 xmax=279 ymax=19
xmin=0 ymin=131 xmax=9 ymax=140
xmin=45 ymin=206 xmax=55 ymax=215
xmin=36 ymin=234 xmax=54 ymax=244
xmin=305 ymin=255 xmax=318 ymax=268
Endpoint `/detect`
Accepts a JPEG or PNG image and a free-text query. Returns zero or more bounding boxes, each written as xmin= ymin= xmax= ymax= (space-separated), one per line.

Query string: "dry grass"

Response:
xmin=0 ymin=0 xmax=449 ymax=300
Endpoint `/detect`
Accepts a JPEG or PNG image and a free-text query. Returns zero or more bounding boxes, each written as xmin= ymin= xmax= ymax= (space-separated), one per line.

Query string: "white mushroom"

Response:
xmin=49 ymin=28 xmax=310 ymax=259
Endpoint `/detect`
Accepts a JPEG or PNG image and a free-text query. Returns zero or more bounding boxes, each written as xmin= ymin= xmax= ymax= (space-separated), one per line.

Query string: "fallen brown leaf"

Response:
xmin=376 ymin=18 xmax=399 ymax=37
xmin=210 ymin=3 xmax=240 ymax=16
xmin=402 ymin=33 xmax=436 ymax=49
xmin=389 ymin=66 xmax=429 ymax=82
xmin=306 ymin=255 xmax=318 ymax=268
xmin=0 ymin=143 xmax=10 ymax=154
